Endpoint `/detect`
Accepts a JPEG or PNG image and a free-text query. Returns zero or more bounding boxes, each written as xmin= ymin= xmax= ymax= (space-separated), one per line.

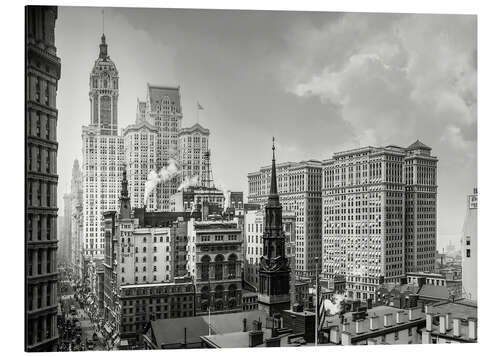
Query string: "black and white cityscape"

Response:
xmin=25 ymin=6 xmax=477 ymax=352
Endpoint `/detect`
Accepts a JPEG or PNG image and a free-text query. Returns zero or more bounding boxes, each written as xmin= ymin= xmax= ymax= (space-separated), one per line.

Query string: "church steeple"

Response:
xmin=119 ymin=167 xmax=131 ymax=219
xmin=121 ymin=167 xmax=129 ymax=198
xmin=269 ymin=137 xmax=279 ymax=204
xmin=258 ymin=137 xmax=291 ymax=316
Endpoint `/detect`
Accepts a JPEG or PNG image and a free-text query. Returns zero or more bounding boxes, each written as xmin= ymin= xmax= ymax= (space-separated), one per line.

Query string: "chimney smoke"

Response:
xmin=143 ymin=158 xmax=181 ymax=205
xmin=178 ymin=175 xmax=199 ymax=192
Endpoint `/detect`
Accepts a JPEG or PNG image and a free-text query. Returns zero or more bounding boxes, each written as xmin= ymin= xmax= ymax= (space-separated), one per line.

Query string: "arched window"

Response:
xmin=201 ymin=255 xmax=210 ymax=281
xmin=161 ymin=97 xmax=170 ymax=111
xmin=228 ymin=284 xmax=237 ymax=298
xmin=215 ymin=285 xmax=224 ymax=299
xmin=101 ymin=73 xmax=110 ymax=88
xmin=215 ymin=255 xmax=224 ymax=280
xmin=228 ymin=254 xmax=237 ymax=278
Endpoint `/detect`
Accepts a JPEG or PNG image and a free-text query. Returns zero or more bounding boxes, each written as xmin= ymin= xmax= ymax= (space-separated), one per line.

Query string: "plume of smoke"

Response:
xmin=321 ymin=294 xmax=346 ymax=316
xmin=177 ymin=175 xmax=199 ymax=192
xmin=143 ymin=159 xmax=180 ymax=205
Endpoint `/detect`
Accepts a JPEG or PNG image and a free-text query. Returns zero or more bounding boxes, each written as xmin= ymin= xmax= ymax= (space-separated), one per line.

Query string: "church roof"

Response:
xmin=407 ymin=140 xmax=431 ymax=150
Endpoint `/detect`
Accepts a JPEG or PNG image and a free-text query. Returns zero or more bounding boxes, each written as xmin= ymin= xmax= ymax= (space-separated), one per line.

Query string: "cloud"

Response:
xmin=280 ymin=13 xmax=477 ymax=238
xmin=283 ymin=13 xmax=476 ymax=152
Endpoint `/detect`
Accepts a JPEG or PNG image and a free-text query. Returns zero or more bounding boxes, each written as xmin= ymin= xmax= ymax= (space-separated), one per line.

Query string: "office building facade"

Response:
xmin=178 ymin=123 xmax=210 ymax=185
xmin=461 ymin=188 xmax=477 ymax=301
xmin=26 ymin=5 xmax=61 ymax=351
xmin=248 ymin=160 xmax=322 ymax=279
xmin=123 ymin=121 xmax=158 ymax=211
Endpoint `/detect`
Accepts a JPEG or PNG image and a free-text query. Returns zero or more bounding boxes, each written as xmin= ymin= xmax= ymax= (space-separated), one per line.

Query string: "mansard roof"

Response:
xmin=147 ymin=83 xmax=181 ymax=112
xmin=407 ymin=140 xmax=431 ymax=150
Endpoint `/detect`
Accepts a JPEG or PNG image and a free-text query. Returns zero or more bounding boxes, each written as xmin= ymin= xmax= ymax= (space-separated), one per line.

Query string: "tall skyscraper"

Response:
xmin=258 ymin=140 xmax=291 ymax=315
xmin=461 ymin=188 xmax=477 ymax=301
xmin=322 ymin=141 xmax=437 ymax=301
xmin=82 ymin=33 xmax=124 ymax=257
xmin=404 ymin=140 xmax=438 ymax=273
xmin=144 ymin=84 xmax=183 ymax=210
xmin=178 ymin=123 xmax=210 ymax=185
xmin=123 ymin=121 xmax=158 ymax=211
xmin=322 ymin=145 xmax=406 ymax=301
xmin=26 ymin=5 xmax=60 ymax=351
xmin=248 ymin=160 xmax=322 ymax=278
xmin=70 ymin=159 xmax=84 ymax=279
xmin=61 ymin=193 xmax=72 ymax=263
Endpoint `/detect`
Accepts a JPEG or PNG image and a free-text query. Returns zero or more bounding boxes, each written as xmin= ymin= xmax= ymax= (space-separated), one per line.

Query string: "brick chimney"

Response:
xmin=422 ymin=330 xmax=432 ymax=344
xmin=383 ymin=313 xmax=393 ymax=327
xmin=425 ymin=313 xmax=434 ymax=332
xmin=369 ymin=315 xmax=379 ymax=330
xmin=453 ymin=318 xmax=461 ymax=337
xmin=396 ymin=310 xmax=406 ymax=324
xmin=408 ymin=308 xmax=420 ymax=321
xmin=468 ymin=318 xmax=477 ymax=340
xmin=330 ymin=326 xmax=340 ymax=344
xmin=445 ymin=313 xmax=452 ymax=331
xmin=439 ymin=315 xmax=447 ymax=334
xmin=341 ymin=332 xmax=352 ymax=345
xmin=355 ymin=319 xmax=364 ymax=334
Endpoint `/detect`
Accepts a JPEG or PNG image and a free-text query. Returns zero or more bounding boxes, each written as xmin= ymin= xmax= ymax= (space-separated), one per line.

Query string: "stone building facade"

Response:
xmin=178 ymin=123 xmax=210 ymax=184
xmin=186 ymin=220 xmax=244 ymax=314
xmin=143 ymin=84 xmax=183 ymax=210
xmin=25 ymin=5 xmax=61 ymax=351
xmin=322 ymin=141 xmax=437 ymax=301
xmin=123 ymin=121 xmax=158 ymax=211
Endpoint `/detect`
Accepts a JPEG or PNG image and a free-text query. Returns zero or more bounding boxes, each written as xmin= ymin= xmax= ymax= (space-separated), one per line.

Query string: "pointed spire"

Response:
xmin=99 ymin=9 xmax=108 ymax=59
xmin=121 ymin=166 xmax=128 ymax=198
xmin=268 ymin=137 xmax=279 ymax=205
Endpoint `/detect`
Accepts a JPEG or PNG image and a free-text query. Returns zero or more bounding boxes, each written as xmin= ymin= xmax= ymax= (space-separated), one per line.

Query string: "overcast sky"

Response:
xmin=55 ymin=7 xmax=476 ymax=250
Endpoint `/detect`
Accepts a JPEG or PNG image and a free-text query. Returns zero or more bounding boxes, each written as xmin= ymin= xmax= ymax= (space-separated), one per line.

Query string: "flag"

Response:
xmin=197 ymin=101 xmax=204 ymax=110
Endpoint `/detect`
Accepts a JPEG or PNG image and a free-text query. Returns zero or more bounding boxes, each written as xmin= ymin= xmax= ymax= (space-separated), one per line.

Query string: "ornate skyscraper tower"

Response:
xmin=82 ymin=31 xmax=124 ymax=258
xmin=258 ymin=138 xmax=291 ymax=316
xmin=89 ymin=33 xmax=119 ymax=135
